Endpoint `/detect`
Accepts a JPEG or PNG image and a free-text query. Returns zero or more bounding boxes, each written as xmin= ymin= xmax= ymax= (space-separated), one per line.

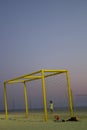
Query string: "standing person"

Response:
xmin=50 ymin=100 xmax=54 ymax=112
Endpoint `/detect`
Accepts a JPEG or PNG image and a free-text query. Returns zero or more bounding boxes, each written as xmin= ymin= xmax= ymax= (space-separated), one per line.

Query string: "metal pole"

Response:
xmin=24 ymin=82 xmax=28 ymax=117
xmin=66 ymin=71 xmax=74 ymax=117
xmin=41 ymin=70 xmax=48 ymax=121
xmin=4 ymin=82 xmax=8 ymax=119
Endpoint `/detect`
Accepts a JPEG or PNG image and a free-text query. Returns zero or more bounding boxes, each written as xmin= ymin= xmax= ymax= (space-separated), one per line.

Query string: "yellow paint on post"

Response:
xmin=4 ymin=82 xmax=8 ymax=119
xmin=66 ymin=71 xmax=74 ymax=117
xmin=24 ymin=82 xmax=28 ymax=118
xmin=41 ymin=70 xmax=48 ymax=121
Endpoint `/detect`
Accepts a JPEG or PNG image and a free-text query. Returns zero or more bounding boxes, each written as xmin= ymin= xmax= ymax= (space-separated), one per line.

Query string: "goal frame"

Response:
xmin=4 ymin=69 xmax=74 ymax=121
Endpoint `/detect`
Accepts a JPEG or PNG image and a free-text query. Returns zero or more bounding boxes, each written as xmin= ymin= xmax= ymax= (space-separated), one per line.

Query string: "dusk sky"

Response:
xmin=0 ymin=0 xmax=87 ymax=110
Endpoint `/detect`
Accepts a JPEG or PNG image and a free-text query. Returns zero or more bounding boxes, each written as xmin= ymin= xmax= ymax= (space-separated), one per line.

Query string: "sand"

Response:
xmin=0 ymin=111 xmax=87 ymax=130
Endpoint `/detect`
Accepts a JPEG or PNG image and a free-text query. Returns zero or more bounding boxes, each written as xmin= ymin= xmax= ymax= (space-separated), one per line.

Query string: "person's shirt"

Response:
xmin=50 ymin=103 xmax=53 ymax=110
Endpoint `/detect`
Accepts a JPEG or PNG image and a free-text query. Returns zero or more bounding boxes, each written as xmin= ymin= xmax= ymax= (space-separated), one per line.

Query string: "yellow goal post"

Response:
xmin=4 ymin=69 xmax=74 ymax=121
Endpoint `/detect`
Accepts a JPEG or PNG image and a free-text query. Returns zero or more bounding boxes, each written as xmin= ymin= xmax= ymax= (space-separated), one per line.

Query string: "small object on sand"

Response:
xmin=54 ymin=115 xmax=59 ymax=121
xmin=62 ymin=119 xmax=66 ymax=122
xmin=66 ymin=116 xmax=79 ymax=121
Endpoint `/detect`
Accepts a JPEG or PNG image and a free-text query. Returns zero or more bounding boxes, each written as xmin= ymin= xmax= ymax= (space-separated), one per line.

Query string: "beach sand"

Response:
xmin=0 ymin=111 xmax=87 ymax=130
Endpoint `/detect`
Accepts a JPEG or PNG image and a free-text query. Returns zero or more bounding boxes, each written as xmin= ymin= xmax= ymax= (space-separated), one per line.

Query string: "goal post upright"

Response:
xmin=4 ymin=82 xmax=8 ymax=119
xmin=24 ymin=81 xmax=28 ymax=118
xmin=41 ymin=70 xmax=48 ymax=122
xmin=66 ymin=70 xmax=74 ymax=117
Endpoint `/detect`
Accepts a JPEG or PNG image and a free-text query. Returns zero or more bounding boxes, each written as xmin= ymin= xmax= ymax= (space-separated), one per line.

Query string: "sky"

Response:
xmin=0 ymin=0 xmax=87 ymax=110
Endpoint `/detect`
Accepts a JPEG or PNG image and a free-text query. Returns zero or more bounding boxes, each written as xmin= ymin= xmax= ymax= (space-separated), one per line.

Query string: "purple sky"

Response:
xmin=0 ymin=0 xmax=87 ymax=110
